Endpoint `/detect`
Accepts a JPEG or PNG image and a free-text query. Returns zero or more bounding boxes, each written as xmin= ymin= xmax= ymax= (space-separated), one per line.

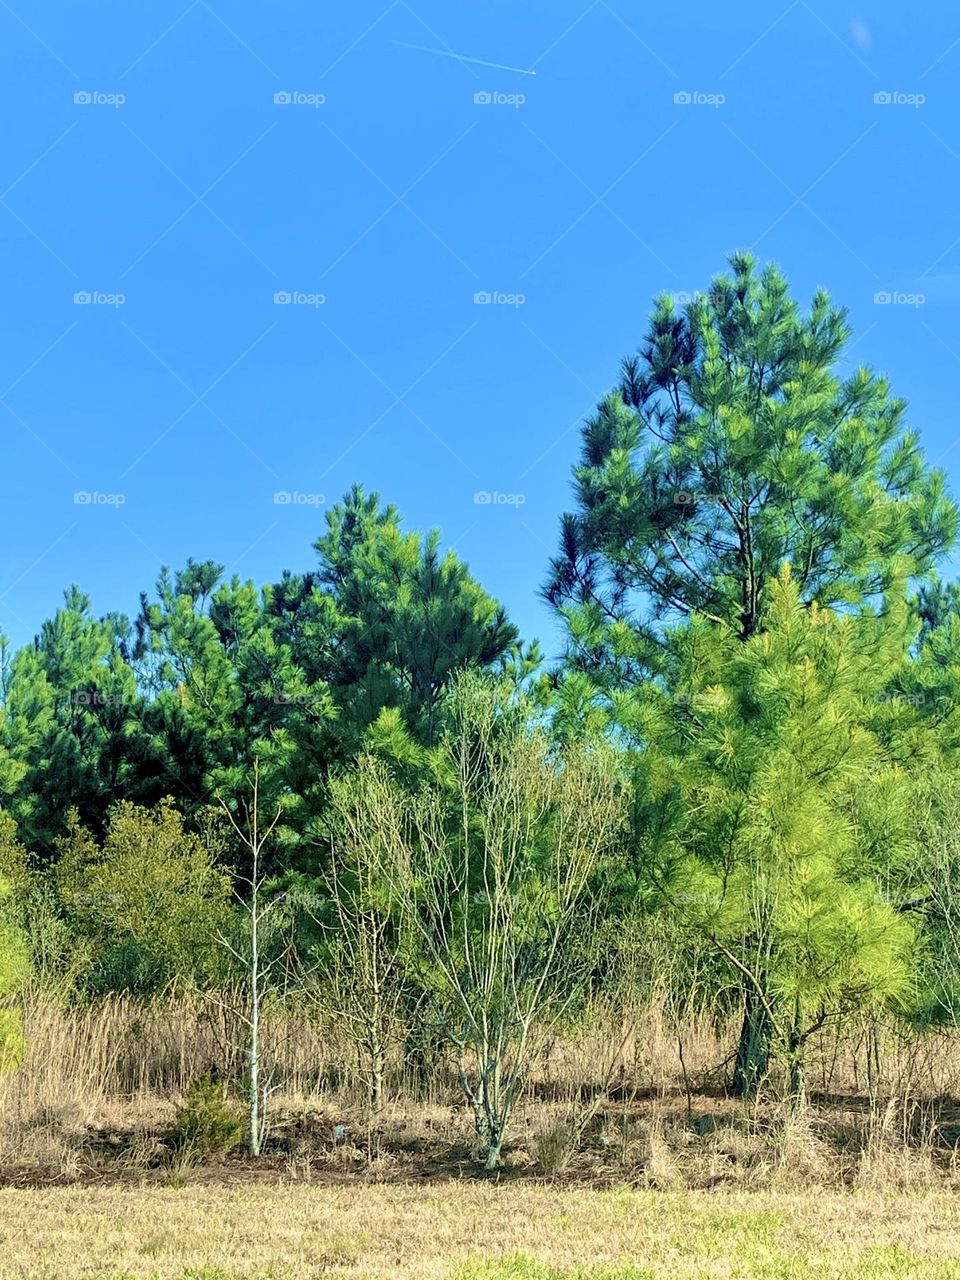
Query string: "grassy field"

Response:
xmin=4 ymin=1184 xmax=960 ymax=1280
xmin=5 ymin=996 xmax=960 ymax=1278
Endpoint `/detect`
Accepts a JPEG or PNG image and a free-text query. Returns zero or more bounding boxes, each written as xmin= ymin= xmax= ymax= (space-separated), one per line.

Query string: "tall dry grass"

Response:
xmin=4 ymin=988 xmax=960 ymax=1182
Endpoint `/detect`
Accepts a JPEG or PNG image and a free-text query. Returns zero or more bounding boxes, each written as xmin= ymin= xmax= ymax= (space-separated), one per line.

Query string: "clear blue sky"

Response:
xmin=2 ymin=1 xmax=959 ymax=659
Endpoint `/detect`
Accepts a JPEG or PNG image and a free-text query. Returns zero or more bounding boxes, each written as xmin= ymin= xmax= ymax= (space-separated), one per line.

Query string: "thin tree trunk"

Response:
xmin=787 ymin=1015 xmax=806 ymax=1115
xmin=732 ymin=985 xmax=772 ymax=1098
xmin=249 ymin=882 xmax=261 ymax=1156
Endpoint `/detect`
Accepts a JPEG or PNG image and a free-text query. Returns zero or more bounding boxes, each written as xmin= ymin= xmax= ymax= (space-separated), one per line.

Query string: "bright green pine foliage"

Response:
xmin=643 ymin=568 xmax=921 ymax=1096
xmin=0 ymin=822 xmax=30 ymax=1066
xmin=544 ymin=253 xmax=960 ymax=1093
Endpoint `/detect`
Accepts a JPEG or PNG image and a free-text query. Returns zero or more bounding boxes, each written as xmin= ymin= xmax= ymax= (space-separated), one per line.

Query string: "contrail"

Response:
xmin=396 ymin=42 xmax=537 ymax=76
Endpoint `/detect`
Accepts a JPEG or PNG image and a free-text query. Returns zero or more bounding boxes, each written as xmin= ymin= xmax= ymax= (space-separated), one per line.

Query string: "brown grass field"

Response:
xmin=3 ymin=1183 xmax=960 ymax=1279
xmin=5 ymin=995 xmax=960 ymax=1277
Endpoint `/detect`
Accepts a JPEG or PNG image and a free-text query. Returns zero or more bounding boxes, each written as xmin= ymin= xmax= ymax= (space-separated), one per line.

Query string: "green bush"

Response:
xmin=55 ymin=800 xmax=235 ymax=996
xmin=172 ymin=1074 xmax=243 ymax=1160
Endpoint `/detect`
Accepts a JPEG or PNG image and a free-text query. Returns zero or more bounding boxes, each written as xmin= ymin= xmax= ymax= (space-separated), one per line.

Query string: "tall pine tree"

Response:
xmin=546 ymin=254 xmax=959 ymax=1092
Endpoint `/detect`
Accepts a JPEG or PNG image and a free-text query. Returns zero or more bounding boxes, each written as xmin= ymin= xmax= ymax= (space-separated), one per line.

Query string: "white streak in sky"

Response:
xmin=396 ymin=42 xmax=537 ymax=76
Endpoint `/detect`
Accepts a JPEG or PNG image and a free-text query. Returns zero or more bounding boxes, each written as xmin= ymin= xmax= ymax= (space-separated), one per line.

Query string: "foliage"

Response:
xmin=0 ymin=860 xmax=30 ymax=1068
xmin=3 ymin=258 xmax=960 ymax=1141
xmin=545 ymin=252 xmax=960 ymax=1095
xmin=546 ymin=251 xmax=956 ymax=707
xmin=53 ymin=799 xmax=234 ymax=995
xmin=128 ymin=487 xmax=520 ymax=863
xmin=0 ymin=487 xmax=520 ymax=869
xmin=172 ymin=1073 xmax=244 ymax=1159
xmin=0 ymin=592 xmax=161 ymax=856
xmin=644 ymin=569 xmax=919 ymax=1098
xmin=332 ymin=675 xmax=624 ymax=1167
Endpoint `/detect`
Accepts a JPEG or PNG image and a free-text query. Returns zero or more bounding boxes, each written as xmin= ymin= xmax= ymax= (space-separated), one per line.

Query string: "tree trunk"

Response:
xmin=788 ymin=1049 xmax=805 ymax=1113
xmin=786 ymin=1006 xmax=806 ymax=1114
xmin=370 ymin=1035 xmax=385 ymax=1112
xmin=483 ymin=1128 xmax=504 ymax=1171
xmin=473 ymin=1065 xmax=507 ymax=1170
xmin=732 ymin=985 xmax=772 ymax=1098
xmin=249 ymin=945 xmax=261 ymax=1155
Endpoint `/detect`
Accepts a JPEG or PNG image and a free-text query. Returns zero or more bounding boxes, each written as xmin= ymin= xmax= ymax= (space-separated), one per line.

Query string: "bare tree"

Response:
xmin=306 ymin=762 xmax=410 ymax=1113
xmin=217 ymin=760 xmax=284 ymax=1156
xmin=335 ymin=677 xmax=623 ymax=1169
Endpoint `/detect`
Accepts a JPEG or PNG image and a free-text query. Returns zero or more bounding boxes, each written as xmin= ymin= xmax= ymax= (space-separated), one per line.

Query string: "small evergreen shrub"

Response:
xmin=172 ymin=1074 xmax=243 ymax=1160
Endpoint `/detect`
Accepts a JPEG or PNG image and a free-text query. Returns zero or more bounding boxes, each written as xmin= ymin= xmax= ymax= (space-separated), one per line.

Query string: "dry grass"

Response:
xmin=10 ymin=991 xmax=960 ymax=1113
xmin=3 ymin=1182 xmax=960 ymax=1278
xmin=5 ymin=992 xmax=960 ymax=1196
xmin=3 ymin=996 xmax=960 ymax=1275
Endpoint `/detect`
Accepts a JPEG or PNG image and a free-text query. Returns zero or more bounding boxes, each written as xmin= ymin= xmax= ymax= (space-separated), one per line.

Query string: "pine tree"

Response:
xmin=545 ymin=254 xmax=958 ymax=1091
xmin=0 ymin=590 xmax=160 ymax=854
xmin=546 ymin=253 xmax=955 ymax=680
xmin=272 ymin=485 xmax=519 ymax=755
xmin=131 ymin=488 xmax=520 ymax=864
xmin=647 ymin=569 xmax=918 ymax=1102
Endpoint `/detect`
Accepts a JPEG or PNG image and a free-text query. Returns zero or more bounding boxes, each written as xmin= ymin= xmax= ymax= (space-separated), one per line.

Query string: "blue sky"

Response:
xmin=2 ymin=1 xmax=959 ymax=658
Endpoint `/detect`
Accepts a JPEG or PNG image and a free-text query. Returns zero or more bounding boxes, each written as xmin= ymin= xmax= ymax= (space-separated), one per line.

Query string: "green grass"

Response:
xmin=453 ymin=1239 xmax=960 ymax=1280
xmin=49 ymin=1244 xmax=960 ymax=1280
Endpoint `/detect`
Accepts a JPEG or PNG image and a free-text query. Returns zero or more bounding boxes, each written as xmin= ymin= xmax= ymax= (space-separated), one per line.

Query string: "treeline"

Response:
xmin=4 ymin=253 xmax=960 ymax=1168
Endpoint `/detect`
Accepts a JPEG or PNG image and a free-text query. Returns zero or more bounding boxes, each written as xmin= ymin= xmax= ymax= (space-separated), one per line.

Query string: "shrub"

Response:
xmin=0 ymin=868 xmax=30 ymax=1069
xmin=55 ymin=800 xmax=235 ymax=995
xmin=172 ymin=1074 xmax=243 ymax=1160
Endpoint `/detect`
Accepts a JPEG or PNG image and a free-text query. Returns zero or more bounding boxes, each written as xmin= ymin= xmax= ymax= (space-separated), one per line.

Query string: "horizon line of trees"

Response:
xmin=4 ymin=253 xmax=960 ymax=1164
